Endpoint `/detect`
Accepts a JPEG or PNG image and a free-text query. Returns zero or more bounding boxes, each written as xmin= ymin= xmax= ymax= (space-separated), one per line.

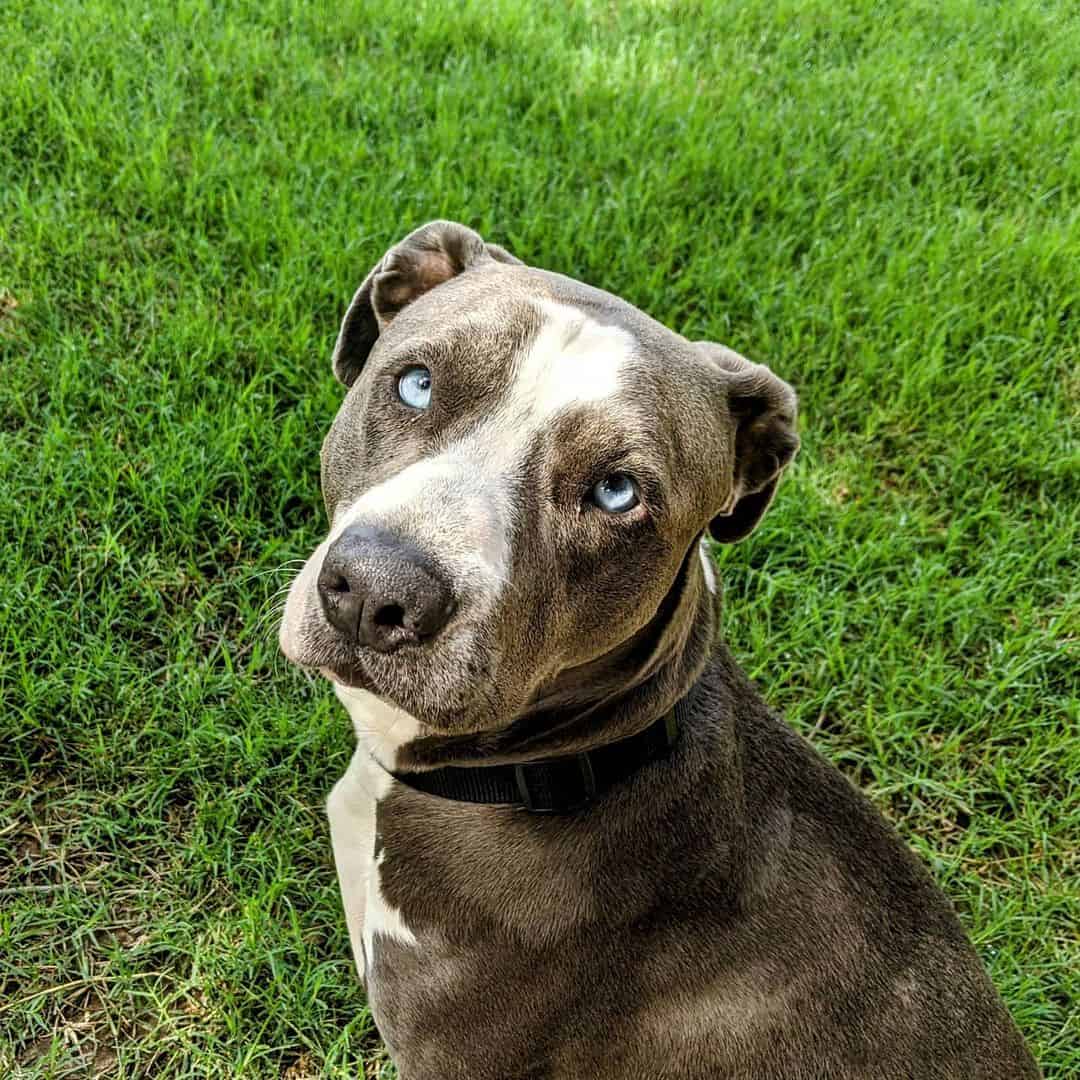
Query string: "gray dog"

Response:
xmin=279 ymin=221 xmax=1039 ymax=1079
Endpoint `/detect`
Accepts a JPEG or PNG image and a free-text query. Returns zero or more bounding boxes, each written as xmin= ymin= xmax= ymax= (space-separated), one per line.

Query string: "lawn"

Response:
xmin=1 ymin=0 xmax=1077 ymax=1075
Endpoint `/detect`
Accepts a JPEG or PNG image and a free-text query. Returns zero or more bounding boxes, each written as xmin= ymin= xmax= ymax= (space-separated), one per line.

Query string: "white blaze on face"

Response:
xmin=510 ymin=299 xmax=633 ymax=418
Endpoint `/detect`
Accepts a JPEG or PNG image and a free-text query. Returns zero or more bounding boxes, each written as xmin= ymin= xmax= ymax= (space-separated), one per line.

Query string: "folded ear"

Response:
xmin=332 ymin=220 xmax=522 ymax=387
xmin=699 ymin=343 xmax=799 ymax=543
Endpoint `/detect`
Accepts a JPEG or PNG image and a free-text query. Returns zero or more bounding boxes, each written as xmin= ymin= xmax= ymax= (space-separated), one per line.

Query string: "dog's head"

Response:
xmin=280 ymin=221 xmax=797 ymax=734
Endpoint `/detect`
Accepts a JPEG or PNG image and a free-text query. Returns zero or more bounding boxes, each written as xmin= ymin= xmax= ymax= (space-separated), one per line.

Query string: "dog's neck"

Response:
xmin=393 ymin=539 xmax=720 ymax=772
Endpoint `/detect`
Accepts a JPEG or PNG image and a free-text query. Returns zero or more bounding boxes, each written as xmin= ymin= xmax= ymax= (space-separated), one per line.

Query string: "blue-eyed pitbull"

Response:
xmin=279 ymin=221 xmax=1039 ymax=1079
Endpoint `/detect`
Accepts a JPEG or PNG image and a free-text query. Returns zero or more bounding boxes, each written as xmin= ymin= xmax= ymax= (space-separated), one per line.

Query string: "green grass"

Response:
xmin=1 ymin=0 xmax=1077 ymax=1075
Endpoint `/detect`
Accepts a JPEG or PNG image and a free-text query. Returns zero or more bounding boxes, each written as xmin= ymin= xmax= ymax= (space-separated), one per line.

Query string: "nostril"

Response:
xmin=373 ymin=603 xmax=405 ymax=629
xmin=317 ymin=563 xmax=365 ymax=640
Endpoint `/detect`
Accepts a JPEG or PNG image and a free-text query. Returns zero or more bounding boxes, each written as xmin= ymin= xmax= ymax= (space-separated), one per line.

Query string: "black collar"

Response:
xmin=389 ymin=698 xmax=686 ymax=814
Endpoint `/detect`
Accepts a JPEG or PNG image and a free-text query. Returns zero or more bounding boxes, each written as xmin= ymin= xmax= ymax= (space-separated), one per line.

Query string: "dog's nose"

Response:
xmin=317 ymin=525 xmax=456 ymax=653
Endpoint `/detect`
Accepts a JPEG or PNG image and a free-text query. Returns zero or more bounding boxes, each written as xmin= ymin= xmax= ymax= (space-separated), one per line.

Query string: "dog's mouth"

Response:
xmin=310 ymin=647 xmax=426 ymax=718
xmin=312 ymin=636 xmax=427 ymax=692
xmin=313 ymin=621 xmax=450 ymax=683
xmin=278 ymin=547 xmax=505 ymax=731
xmin=290 ymin=615 xmax=499 ymax=732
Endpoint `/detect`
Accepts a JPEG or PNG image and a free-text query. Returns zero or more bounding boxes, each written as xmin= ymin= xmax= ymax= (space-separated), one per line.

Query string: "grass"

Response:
xmin=1 ymin=0 xmax=1077 ymax=1074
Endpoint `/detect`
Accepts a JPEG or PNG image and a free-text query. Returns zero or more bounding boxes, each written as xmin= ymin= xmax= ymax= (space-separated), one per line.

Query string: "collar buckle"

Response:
xmin=514 ymin=752 xmax=597 ymax=813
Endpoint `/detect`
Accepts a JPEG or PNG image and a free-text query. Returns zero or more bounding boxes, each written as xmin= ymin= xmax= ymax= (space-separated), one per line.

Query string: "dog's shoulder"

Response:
xmin=704 ymin=646 xmax=966 ymax=939
xmin=686 ymin=649 xmax=1040 ymax=1078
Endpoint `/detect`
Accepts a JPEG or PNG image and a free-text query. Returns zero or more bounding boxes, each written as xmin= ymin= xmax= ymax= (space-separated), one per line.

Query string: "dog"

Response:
xmin=279 ymin=221 xmax=1039 ymax=1078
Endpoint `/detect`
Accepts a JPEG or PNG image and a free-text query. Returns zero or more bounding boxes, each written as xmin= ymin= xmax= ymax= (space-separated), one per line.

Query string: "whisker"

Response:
xmin=236 ymin=560 xmax=307 ymax=586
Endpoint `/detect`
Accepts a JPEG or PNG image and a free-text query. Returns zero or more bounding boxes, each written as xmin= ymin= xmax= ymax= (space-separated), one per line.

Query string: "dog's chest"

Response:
xmin=325 ymin=754 xmax=596 ymax=1076
xmin=325 ymin=688 xmax=428 ymax=987
xmin=328 ymin=789 xmax=541 ymax=1076
xmin=326 ymin=750 xmax=421 ymax=983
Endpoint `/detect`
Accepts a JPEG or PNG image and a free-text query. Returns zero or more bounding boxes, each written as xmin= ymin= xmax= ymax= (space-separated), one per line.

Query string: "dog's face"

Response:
xmin=280 ymin=222 xmax=797 ymax=734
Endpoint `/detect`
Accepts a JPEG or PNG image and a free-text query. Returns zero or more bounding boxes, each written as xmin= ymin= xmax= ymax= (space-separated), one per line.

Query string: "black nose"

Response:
xmin=317 ymin=525 xmax=456 ymax=653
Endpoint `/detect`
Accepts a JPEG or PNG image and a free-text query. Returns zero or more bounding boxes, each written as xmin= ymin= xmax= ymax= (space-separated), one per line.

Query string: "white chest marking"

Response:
xmin=698 ymin=540 xmax=718 ymax=594
xmin=363 ymin=849 xmax=418 ymax=963
xmin=325 ymin=689 xmax=422 ymax=980
xmin=334 ymin=683 xmax=422 ymax=770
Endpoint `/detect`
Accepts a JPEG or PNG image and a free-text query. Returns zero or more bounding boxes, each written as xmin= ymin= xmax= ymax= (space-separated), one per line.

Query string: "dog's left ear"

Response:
xmin=699 ymin=343 xmax=799 ymax=543
xmin=332 ymin=220 xmax=521 ymax=387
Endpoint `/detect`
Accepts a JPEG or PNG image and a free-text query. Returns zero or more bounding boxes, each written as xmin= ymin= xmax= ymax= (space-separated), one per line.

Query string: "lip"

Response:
xmin=319 ymin=663 xmax=368 ymax=690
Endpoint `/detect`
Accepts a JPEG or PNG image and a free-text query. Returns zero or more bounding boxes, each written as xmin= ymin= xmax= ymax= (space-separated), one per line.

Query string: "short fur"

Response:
xmin=280 ymin=221 xmax=1039 ymax=1079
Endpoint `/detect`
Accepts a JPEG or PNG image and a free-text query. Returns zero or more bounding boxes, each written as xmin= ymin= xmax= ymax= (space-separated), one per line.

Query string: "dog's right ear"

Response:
xmin=332 ymin=220 xmax=521 ymax=387
xmin=698 ymin=343 xmax=799 ymax=543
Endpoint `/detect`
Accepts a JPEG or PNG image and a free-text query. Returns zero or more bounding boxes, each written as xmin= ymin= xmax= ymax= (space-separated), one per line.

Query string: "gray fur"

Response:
xmin=280 ymin=222 xmax=1039 ymax=1079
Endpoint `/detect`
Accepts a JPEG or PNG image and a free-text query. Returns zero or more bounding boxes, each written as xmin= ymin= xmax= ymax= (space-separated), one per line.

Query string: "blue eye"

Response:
xmin=592 ymin=473 xmax=639 ymax=514
xmin=397 ymin=366 xmax=432 ymax=410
